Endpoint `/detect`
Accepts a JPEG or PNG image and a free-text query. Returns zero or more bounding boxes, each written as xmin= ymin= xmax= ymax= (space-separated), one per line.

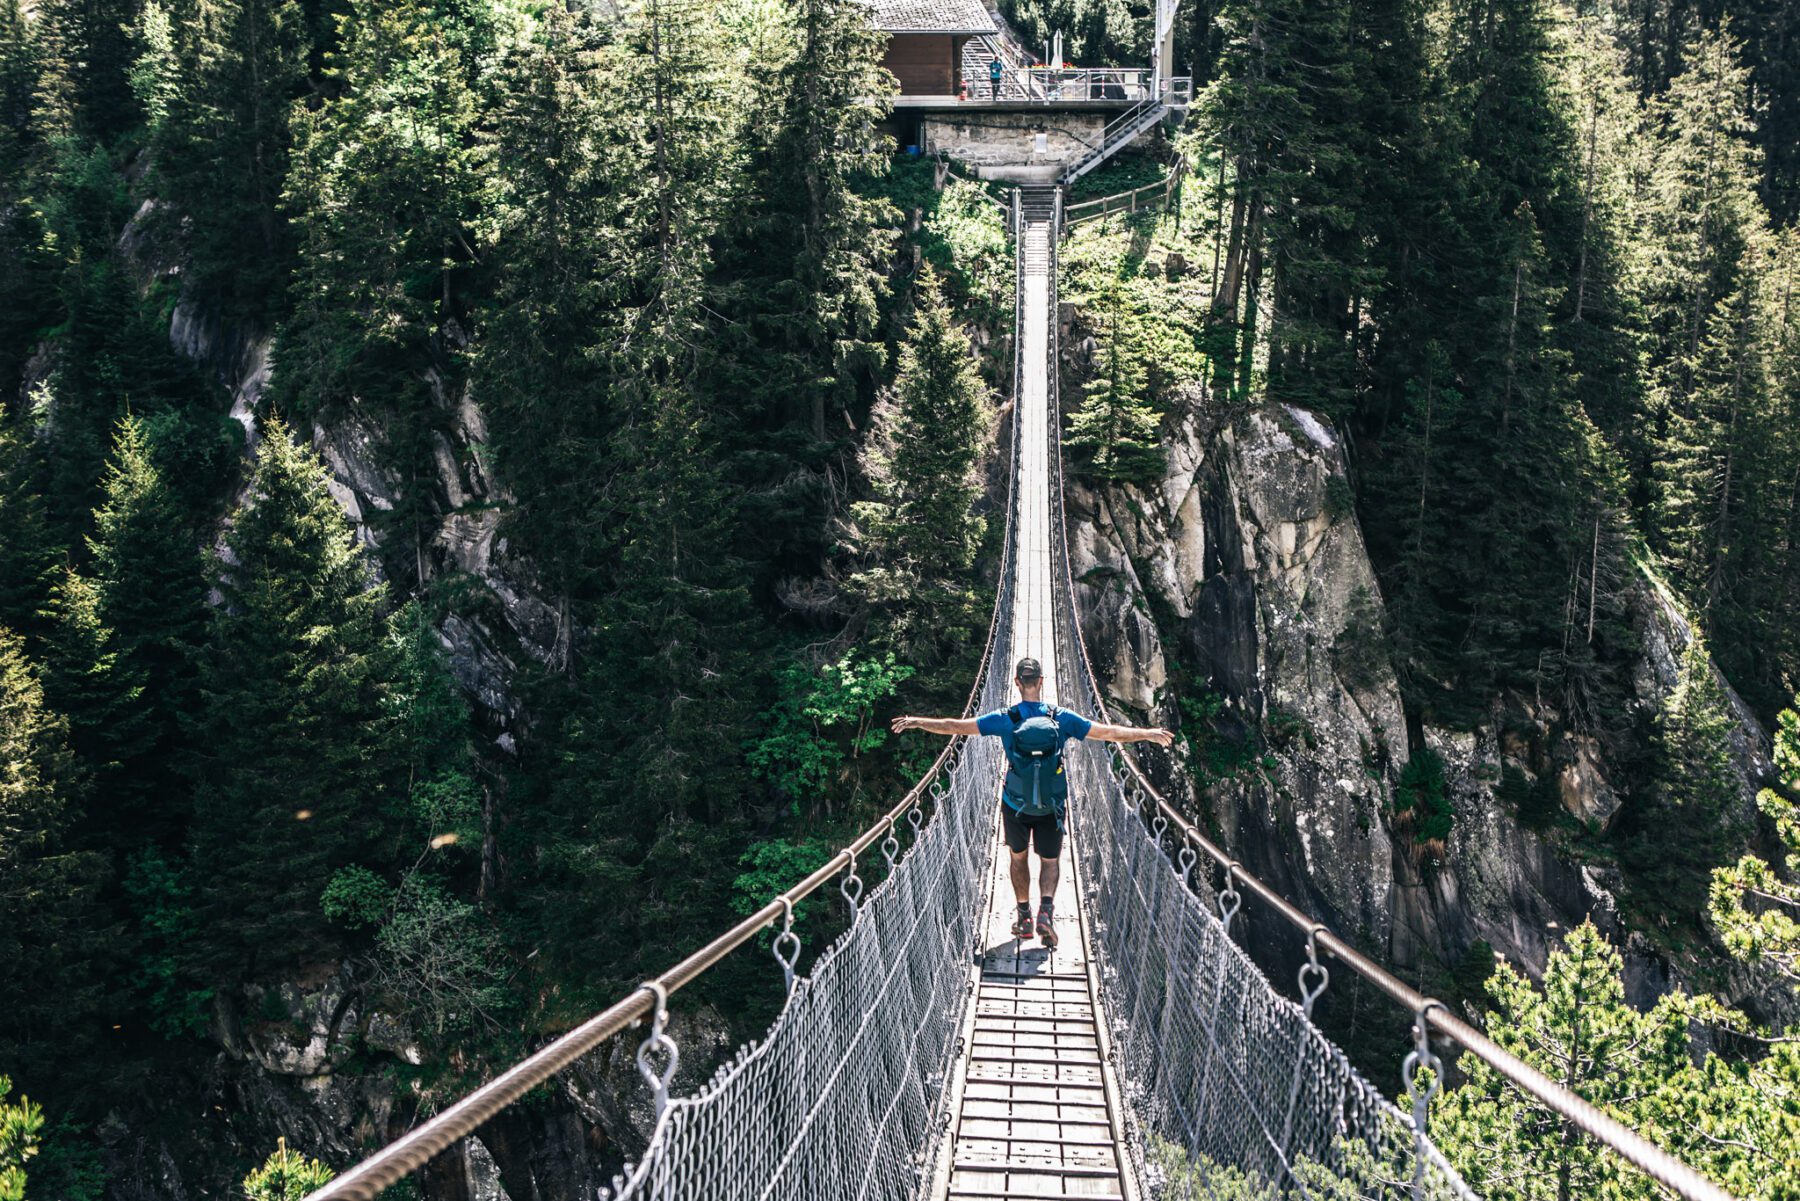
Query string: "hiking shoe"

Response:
xmin=1011 ymin=906 xmax=1035 ymax=940
xmin=1036 ymin=905 xmax=1058 ymax=950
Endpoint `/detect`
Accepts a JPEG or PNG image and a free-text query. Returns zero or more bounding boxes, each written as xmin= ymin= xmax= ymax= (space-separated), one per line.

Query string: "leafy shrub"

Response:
xmin=320 ymin=866 xmax=392 ymax=930
xmin=122 ymin=849 xmax=214 ymax=1039
xmin=732 ymin=838 xmax=835 ymax=923
xmin=747 ymin=651 xmax=915 ymax=809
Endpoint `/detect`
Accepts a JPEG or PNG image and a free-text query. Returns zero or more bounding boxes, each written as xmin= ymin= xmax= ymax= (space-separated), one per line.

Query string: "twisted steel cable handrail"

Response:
xmin=1042 ymin=259 xmax=1737 ymax=1201
xmin=308 ymin=265 xmax=1025 ymax=1201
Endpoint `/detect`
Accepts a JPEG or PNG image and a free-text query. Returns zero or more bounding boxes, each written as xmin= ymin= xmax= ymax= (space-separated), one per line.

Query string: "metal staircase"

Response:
xmin=1061 ymin=79 xmax=1192 ymax=184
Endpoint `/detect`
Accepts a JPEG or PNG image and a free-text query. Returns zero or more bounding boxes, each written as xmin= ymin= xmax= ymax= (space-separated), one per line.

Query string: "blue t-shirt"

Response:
xmin=976 ymin=701 xmax=1093 ymax=750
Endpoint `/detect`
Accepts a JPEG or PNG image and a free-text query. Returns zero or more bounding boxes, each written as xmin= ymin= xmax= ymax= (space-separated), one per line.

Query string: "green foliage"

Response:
xmin=1494 ymin=762 xmax=1561 ymax=832
xmin=1175 ymin=689 xmax=1260 ymax=786
xmin=55 ymin=413 xmax=208 ymax=844
xmin=125 ymin=1 xmax=177 ymax=138
xmin=1711 ymin=698 xmax=1800 ymax=985
xmin=186 ymin=416 xmax=397 ymax=983
xmin=1392 ymin=749 xmax=1452 ymax=852
xmin=151 ymin=0 xmax=308 ymax=319
xmin=999 ymin=0 xmax=1139 ymax=63
xmin=121 ymin=847 xmax=212 ymax=1038
xmin=850 ymin=268 xmax=990 ymax=661
xmin=0 ymin=627 xmax=110 ymax=1092
xmin=0 ymin=1077 xmax=42 ymax=1201
xmin=1621 ymin=638 xmax=1744 ymax=928
xmin=367 ymin=874 xmax=510 ymax=1037
xmin=748 ymin=651 xmax=914 ymax=807
xmin=1068 ymin=148 xmax=1168 ymax=202
xmin=320 ymin=866 xmax=391 ymax=930
xmin=919 ymin=180 xmax=1011 ymax=318
xmin=1067 ymin=275 xmax=1163 ymax=484
xmin=732 ymin=837 xmax=834 ymax=921
xmin=1434 ymin=922 xmax=1796 ymax=1201
xmin=243 ymin=1139 xmax=334 ymax=1201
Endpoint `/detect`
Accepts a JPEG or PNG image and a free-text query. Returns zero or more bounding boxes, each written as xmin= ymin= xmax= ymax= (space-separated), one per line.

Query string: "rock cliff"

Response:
xmin=1063 ymin=367 xmax=1783 ymax=1026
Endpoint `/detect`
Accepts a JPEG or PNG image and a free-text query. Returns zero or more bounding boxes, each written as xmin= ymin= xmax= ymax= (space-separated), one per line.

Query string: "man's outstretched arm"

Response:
xmin=891 ymin=715 xmax=983 ymax=737
xmin=1086 ymin=721 xmax=1176 ymax=747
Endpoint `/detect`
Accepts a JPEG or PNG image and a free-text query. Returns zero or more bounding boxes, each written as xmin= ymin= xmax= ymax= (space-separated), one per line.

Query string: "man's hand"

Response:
xmin=1142 ymin=727 xmax=1175 ymax=748
xmin=890 ymin=715 xmax=919 ymax=734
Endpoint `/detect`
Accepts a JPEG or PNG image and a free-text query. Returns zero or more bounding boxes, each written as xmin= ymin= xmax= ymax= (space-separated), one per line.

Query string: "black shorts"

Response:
xmin=1001 ymin=802 xmax=1063 ymax=858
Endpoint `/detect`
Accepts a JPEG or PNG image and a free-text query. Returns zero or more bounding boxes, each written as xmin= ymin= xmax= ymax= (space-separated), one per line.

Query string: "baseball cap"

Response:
xmin=1015 ymin=657 xmax=1042 ymax=682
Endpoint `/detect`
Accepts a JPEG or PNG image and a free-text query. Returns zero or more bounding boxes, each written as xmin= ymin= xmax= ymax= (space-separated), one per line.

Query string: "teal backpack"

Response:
xmin=1003 ymin=705 xmax=1068 ymax=818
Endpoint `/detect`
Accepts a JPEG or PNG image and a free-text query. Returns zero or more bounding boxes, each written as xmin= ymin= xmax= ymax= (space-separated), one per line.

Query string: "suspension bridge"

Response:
xmin=307 ymin=187 xmax=1739 ymax=1201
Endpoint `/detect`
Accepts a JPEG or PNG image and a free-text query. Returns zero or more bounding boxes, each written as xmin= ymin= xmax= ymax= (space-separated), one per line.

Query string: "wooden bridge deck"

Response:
xmin=929 ymin=202 xmax=1135 ymax=1201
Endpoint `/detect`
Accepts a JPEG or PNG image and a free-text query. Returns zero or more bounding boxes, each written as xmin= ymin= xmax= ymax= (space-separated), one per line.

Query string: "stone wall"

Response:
xmin=922 ymin=111 xmax=1106 ymax=181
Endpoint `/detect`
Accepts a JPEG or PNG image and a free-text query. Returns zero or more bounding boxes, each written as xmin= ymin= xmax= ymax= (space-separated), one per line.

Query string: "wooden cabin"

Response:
xmin=864 ymin=0 xmax=996 ymax=98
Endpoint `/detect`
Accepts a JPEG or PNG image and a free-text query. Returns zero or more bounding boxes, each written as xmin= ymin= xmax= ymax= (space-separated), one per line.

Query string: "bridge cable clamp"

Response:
xmin=1297 ymin=925 xmax=1330 ymax=1019
xmin=1402 ymin=999 xmax=1446 ymax=1132
xmin=881 ymin=819 xmax=901 ymax=873
xmin=1150 ymin=813 xmax=1168 ymax=848
xmin=771 ymin=896 xmax=802 ymax=995
xmin=840 ymin=853 xmax=864 ymax=915
xmin=635 ymin=981 xmax=680 ymax=1120
xmin=1176 ymin=839 xmax=1198 ymax=887
xmin=907 ymin=804 xmax=924 ymax=837
xmin=1218 ymin=862 xmax=1243 ymax=937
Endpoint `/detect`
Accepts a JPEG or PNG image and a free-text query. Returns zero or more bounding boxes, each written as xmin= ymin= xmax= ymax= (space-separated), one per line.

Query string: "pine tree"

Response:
xmin=1655 ymin=269 xmax=1764 ymax=611
xmin=30 ymin=0 xmax=138 ymax=142
xmin=1432 ymin=924 xmax=1710 ymax=1200
xmin=242 ymin=1140 xmax=333 ymax=1201
xmin=474 ymin=5 xmax=617 ymax=665
xmin=1066 ymin=276 xmax=1162 ymax=484
xmin=1435 ymin=919 xmax=1798 ymax=1200
xmin=525 ymin=0 xmax=762 ymax=995
xmin=1620 ymin=637 xmax=1743 ymax=926
xmin=1639 ymin=26 xmax=1763 ymax=519
xmin=0 ymin=1076 xmax=43 ymax=1201
xmin=850 ymin=267 xmax=991 ymax=660
xmin=0 ymin=0 xmax=51 ymax=395
xmin=275 ymin=0 xmax=491 ymax=575
xmin=77 ymin=414 xmax=207 ymax=844
xmin=0 ymin=409 xmax=56 ymax=640
xmin=1711 ymin=698 xmax=1799 ymax=986
xmin=748 ymin=0 xmax=897 ymax=442
xmin=153 ymin=0 xmax=307 ymax=321
xmin=186 ymin=416 xmax=396 ymax=982
xmin=0 ymin=628 xmax=109 ymax=1095
xmin=711 ymin=0 xmax=896 ymax=582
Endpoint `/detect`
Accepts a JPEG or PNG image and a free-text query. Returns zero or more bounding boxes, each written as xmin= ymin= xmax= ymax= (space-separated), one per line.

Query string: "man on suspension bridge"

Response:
xmin=891 ymin=656 xmax=1173 ymax=949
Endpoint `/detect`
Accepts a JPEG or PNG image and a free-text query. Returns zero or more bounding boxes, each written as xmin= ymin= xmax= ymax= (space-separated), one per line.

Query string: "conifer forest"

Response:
xmin=1 ymin=0 xmax=1799 ymax=1197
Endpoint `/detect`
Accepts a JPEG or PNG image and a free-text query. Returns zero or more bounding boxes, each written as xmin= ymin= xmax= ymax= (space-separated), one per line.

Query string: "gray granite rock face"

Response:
xmin=1068 ymin=401 xmax=1402 ymax=944
xmin=1066 ymin=392 xmax=1775 ymax=1017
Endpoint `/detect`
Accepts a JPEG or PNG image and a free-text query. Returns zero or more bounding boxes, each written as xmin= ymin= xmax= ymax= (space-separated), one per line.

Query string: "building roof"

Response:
xmin=863 ymin=0 xmax=995 ymax=35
